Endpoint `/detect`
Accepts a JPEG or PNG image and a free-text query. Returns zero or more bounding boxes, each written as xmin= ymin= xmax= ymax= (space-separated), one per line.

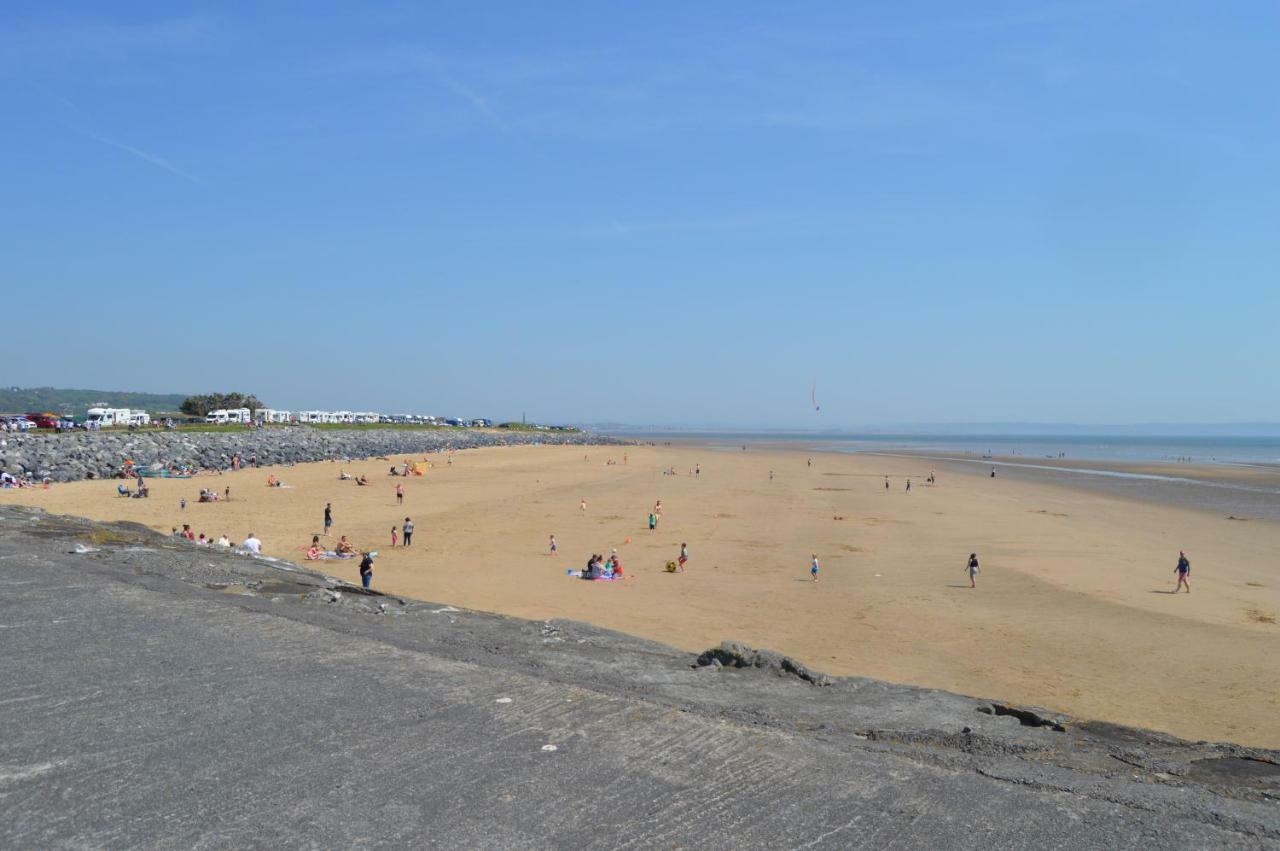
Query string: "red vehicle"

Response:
xmin=25 ymin=412 xmax=62 ymax=429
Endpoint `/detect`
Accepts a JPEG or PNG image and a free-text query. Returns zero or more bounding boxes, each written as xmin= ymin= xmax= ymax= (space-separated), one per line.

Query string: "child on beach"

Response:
xmin=966 ymin=553 xmax=980 ymax=588
xmin=549 ymin=534 xmax=557 ymax=555
xmin=1175 ymin=551 xmax=1191 ymax=593
xmin=678 ymin=543 xmax=689 ymax=572
xmin=391 ymin=526 xmax=398 ymax=547
xmin=810 ymin=554 xmax=820 ymax=582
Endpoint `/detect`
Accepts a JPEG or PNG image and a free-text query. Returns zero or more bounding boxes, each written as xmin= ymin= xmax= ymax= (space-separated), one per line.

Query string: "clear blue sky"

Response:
xmin=3 ymin=2 xmax=1277 ymax=427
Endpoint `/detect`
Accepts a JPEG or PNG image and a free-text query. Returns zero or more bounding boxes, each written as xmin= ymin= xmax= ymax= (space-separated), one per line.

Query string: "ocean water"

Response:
xmin=610 ymin=432 xmax=1280 ymax=466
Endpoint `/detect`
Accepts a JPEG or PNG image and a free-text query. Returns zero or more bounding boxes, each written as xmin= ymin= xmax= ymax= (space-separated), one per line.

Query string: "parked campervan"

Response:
xmin=86 ymin=407 xmax=132 ymax=427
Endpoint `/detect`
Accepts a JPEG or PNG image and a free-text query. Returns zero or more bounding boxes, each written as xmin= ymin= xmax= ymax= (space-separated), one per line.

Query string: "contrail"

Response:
xmin=72 ymin=127 xmax=203 ymax=184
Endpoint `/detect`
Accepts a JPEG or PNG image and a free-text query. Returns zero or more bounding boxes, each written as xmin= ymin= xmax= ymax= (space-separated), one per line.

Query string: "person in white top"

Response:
xmin=216 ymin=534 xmax=232 ymax=548
xmin=242 ymin=533 xmax=262 ymax=553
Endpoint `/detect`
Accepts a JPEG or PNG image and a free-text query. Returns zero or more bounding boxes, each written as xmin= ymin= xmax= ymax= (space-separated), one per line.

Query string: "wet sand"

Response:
xmin=6 ymin=443 xmax=1279 ymax=747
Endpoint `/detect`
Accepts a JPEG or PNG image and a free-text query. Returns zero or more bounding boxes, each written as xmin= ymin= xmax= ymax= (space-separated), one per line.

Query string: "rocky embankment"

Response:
xmin=0 ymin=427 xmax=622 ymax=482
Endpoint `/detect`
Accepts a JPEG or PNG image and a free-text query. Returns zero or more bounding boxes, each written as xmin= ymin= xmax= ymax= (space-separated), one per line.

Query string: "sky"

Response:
xmin=2 ymin=1 xmax=1277 ymax=428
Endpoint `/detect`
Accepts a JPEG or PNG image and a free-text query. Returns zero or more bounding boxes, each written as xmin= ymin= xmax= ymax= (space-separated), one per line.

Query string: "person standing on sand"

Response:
xmin=1175 ymin=551 xmax=1192 ymax=593
xmin=695 ymin=463 xmax=701 ymax=478
xmin=807 ymin=458 xmax=812 ymax=468
xmin=905 ymin=479 xmax=911 ymax=493
xmin=966 ymin=553 xmax=980 ymax=588
xmin=649 ymin=512 xmax=657 ymax=532
xmin=885 ymin=477 xmax=890 ymax=491
xmin=391 ymin=526 xmax=398 ymax=547
xmin=769 ymin=470 xmax=774 ymax=481
xmin=395 ymin=483 xmax=404 ymax=505
xmin=359 ymin=552 xmax=374 ymax=589
xmin=655 ymin=500 xmax=662 ymax=517
xmin=580 ymin=498 xmax=587 ymax=514
xmin=549 ymin=534 xmax=557 ymax=555
xmin=402 ymin=517 xmax=414 ymax=546
xmin=678 ymin=543 xmax=689 ymax=573
xmin=225 ymin=486 xmax=231 ymax=501
xmin=810 ymin=554 xmax=820 ymax=583
xmin=324 ymin=503 xmax=333 ymax=536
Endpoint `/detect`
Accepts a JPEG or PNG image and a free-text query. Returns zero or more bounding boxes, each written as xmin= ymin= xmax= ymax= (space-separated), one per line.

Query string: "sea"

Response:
xmin=606 ymin=432 xmax=1280 ymax=466
xmin=605 ymin=430 xmax=1280 ymax=519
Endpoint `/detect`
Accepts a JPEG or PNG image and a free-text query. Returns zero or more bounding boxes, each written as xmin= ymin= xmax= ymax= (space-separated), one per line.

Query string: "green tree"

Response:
xmin=180 ymin=393 xmax=266 ymax=418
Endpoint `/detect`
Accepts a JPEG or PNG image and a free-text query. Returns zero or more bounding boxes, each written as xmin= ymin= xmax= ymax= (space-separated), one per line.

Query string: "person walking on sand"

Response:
xmin=549 ymin=534 xmax=557 ymax=556
xmin=885 ymin=477 xmax=890 ymax=491
xmin=324 ymin=503 xmax=333 ymax=536
xmin=580 ymin=498 xmax=587 ymax=514
xmin=810 ymin=554 xmax=820 ymax=583
xmin=678 ymin=543 xmax=689 ymax=573
xmin=905 ymin=479 xmax=911 ymax=493
xmin=649 ymin=512 xmax=657 ymax=532
xmin=1175 ymin=551 xmax=1192 ymax=593
xmin=695 ymin=463 xmax=701 ymax=478
xmin=396 ymin=483 xmax=404 ymax=505
xmin=769 ymin=470 xmax=774 ymax=481
xmin=966 ymin=553 xmax=980 ymax=588
xmin=391 ymin=526 xmax=398 ymax=547
xmin=359 ymin=551 xmax=374 ymax=589
xmin=655 ymin=500 xmax=663 ymax=517
xmin=402 ymin=517 xmax=414 ymax=546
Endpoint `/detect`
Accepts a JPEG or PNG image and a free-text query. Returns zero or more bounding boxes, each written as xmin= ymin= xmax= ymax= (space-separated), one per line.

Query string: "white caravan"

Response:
xmin=86 ymin=407 xmax=132 ymax=427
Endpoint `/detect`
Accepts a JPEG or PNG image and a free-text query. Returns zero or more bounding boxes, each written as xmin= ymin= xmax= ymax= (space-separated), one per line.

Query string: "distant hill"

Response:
xmin=0 ymin=387 xmax=189 ymax=417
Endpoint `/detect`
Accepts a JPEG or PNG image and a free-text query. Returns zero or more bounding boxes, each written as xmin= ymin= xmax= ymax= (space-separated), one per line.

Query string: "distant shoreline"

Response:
xmin=620 ymin=433 xmax=1280 ymax=522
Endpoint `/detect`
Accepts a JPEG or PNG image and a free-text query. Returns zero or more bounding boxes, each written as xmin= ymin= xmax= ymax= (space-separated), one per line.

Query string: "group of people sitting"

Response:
xmin=2 ymin=471 xmax=35 ymax=488
xmin=582 ymin=550 xmax=624 ymax=580
xmin=172 ymin=525 xmax=232 ymax=548
xmin=197 ymin=487 xmax=226 ymax=503
xmin=306 ymin=534 xmax=358 ymax=560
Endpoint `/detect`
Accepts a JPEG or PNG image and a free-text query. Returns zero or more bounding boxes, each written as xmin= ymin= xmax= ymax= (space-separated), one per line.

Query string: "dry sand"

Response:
xmin=7 ymin=444 xmax=1279 ymax=747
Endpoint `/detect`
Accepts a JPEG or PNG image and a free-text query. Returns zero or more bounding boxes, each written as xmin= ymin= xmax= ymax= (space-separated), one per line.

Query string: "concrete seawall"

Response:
xmin=0 ymin=427 xmax=623 ymax=483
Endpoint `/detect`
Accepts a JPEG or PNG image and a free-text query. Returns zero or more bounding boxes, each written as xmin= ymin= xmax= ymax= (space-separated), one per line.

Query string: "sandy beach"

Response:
xmin=6 ymin=443 xmax=1278 ymax=747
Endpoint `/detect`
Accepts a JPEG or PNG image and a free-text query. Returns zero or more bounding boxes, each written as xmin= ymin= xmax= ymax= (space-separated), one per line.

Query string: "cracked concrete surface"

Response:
xmin=1 ymin=506 xmax=1277 ymax=848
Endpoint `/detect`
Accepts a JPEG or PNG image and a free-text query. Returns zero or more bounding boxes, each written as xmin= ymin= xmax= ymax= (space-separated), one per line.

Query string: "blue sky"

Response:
xmin=2 ymin=2 xmax=1277 ymax=427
